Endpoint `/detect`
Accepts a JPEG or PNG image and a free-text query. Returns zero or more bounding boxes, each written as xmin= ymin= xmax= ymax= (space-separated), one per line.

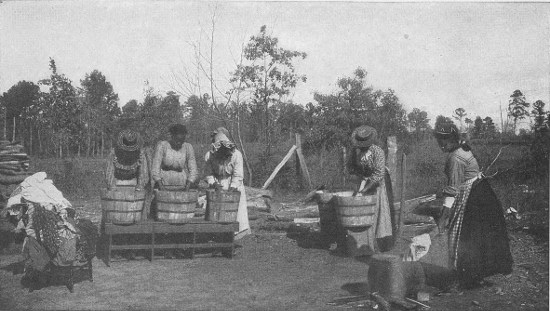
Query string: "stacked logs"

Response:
xmin=0 ymin=141 xmax=31 ymax=185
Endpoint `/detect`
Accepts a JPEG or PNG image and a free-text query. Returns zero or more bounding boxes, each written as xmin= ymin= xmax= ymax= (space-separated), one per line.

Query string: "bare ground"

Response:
xmin=0 ymin=199 xmax=547 ymax=311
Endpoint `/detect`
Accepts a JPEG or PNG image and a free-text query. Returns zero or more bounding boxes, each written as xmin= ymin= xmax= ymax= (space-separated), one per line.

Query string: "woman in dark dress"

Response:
xmin=434 ymin=123 xmax=512 ymax=288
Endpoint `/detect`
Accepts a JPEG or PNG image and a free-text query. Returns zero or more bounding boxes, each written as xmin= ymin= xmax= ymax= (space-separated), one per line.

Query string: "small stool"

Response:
xmin=368 ymin=253 xmax=426 ymax=302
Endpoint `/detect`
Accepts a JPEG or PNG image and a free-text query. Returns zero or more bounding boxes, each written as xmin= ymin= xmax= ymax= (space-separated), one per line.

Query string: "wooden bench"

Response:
xmin=103 ymin=220 xmax=238 ymax=266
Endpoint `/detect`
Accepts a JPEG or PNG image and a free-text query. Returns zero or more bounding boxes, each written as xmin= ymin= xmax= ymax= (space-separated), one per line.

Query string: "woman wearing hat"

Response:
xmin=151 ymin=124 xmax=198 ymax=191
xmin=105 ymin=129 xmax=149 ymax=192
xmin=347 ymin=125 xmax=393 ymax=251
xmin=104 ymin=129 xmax=149 ymax=260
xmin=204 ymin=128 xmax=250 ymax=239
xmin=433 ymin=122 xmax=512 ymax=289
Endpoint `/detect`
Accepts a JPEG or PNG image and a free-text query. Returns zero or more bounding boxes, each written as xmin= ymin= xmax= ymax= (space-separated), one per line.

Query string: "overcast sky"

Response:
xmin=1 ymin=1 xmax=549 ymax=128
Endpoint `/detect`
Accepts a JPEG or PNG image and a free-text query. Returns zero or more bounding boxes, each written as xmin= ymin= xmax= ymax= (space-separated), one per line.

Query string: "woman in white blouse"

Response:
xmin=204 ymin=128 xmax=250 ymax=239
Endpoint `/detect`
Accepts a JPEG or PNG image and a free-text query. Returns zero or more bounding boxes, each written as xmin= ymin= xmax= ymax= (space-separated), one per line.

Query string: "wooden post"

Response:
xmin=386 ymin=136 xmax=398 ymax=232
xmin=295 ymin=133 xmax=313 ymax=191
xmin=397 ymin=153 xmax=407 ymax=238
xmin=386 ymin=137 xmax=397 ymax=193
xmin=342 ymin=146 xmax=347 ymax=187
xmin=12 ymin=116 xmax=15 ymax=142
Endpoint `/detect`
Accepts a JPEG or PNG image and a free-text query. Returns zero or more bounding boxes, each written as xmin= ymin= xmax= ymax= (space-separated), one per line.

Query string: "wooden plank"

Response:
xmin=154 ymin=222 xmax=238 ymax=233
xmin=153 ymin=243 xmax=232 ymax=249
xmin=295 ymin=133 xmax=313 ymax=190
xmin=386 ymin=136 xmax=397 ymax=194
xmin=397 ymin=153 xmax=407 ymax=237
xmin=105 ymin=223 xmax=153 ymax=234
xmin=393 ymin=194 xmax=436 ymax=213
xmin=109 ymin=244 xmax=155 ymax=250
xmin=261 ymin=145 xmax=297 ymax=189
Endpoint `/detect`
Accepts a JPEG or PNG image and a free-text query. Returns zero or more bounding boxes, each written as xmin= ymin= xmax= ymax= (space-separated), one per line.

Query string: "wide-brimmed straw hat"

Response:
xmin=351 ymin=125 xmax=378 ymax=148
xmin=211 ymin=132 xmax=236 ymax=152
xmin=434 ymin=123 xmax=459 ymax=137
xmin=116 ymin=129 xmax=141 ymax=152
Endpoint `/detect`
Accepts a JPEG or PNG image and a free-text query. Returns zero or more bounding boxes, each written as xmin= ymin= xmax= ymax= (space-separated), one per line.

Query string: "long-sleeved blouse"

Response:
xmin=349 ymin=144 xmax=386 ymax=185
xmin=151 ymin=141 xmax=198 ymax=186
xmin=204 ymin=149 xmax=244 ymax=190
xmin=442 ymin=148 xmax=480 ymax=197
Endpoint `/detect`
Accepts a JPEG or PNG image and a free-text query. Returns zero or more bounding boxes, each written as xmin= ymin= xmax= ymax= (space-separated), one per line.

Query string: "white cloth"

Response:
xmin=7 ymin=172 xmax=72 ymax=212
xmin=404 ymin=233 xmax=432 ymax=261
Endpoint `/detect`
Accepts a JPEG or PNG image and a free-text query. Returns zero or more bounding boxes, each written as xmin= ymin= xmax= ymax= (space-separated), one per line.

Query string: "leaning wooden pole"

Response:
xmin=262 ymin=145 xmax=297 ymax=190
xmin=295 ymin=133 xmax=313 ymax=191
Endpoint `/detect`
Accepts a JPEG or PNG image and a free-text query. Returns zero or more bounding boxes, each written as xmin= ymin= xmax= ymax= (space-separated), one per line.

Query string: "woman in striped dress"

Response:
xmin=434 ymin=123 xmax=512 ymax=288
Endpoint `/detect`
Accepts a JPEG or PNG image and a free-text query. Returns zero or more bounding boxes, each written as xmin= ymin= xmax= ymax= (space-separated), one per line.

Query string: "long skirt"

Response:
xmin=454 ymin=179 xmax=513 ymax=283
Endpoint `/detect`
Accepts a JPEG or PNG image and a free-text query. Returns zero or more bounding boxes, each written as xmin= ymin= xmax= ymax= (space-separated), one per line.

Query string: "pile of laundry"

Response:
xmin=0 ymin=140 xmax=31 ymax=185
xmin=2 ymin=172 xmax=98 ymax=290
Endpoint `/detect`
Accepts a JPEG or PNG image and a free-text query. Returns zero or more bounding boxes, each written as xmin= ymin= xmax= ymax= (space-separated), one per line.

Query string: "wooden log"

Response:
xmin=261 ymin=145 xmax=297 ymax=189
xmin=0 ymin=173 xmax=30 ymax=185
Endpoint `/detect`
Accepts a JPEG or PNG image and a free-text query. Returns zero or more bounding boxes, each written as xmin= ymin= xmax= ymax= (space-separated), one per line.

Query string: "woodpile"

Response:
xmin=0 ymin=141 xmax=31 ymax=185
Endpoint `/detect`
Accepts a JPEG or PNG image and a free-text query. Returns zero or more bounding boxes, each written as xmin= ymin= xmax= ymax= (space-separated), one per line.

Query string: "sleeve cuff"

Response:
xmin=443 ymin=196 xmax=455 ymax=208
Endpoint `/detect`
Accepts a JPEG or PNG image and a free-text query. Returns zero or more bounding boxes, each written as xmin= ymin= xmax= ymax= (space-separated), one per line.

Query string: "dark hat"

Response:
xmin=351 ymin=125 xmax=378 ymax=148
xmin=169 ymin=124 xmax=188 ymax=135
xmin=116 ymin=129 xmax=141 ymax=152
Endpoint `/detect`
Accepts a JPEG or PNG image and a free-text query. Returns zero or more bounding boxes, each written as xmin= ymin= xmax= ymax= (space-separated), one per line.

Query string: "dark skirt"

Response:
xmin=456 ymin=179 xmax=513 ymax=283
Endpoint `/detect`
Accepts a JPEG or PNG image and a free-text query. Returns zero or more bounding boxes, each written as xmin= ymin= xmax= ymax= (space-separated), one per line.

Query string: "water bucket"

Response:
xmin=205 ymin=189 xmax=240 ymax=223
xmin=155 ymin=190 xmax=198 ymax=223
xmin=368 ymin=253 xmax=426 ymax=301
xmin=101 ymin=187 xmax=145 ymax=225
xmin=316 ymin=192 xmax=339 ymax=246
xmin=334 ymin=194 xmax=377 ymax=228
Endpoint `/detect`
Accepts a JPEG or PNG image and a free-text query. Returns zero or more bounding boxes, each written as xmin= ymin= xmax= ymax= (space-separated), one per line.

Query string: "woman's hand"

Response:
xmin=360 ymin=181 xmax=375 ymax=194
xmin=209 ymin=182 xmax=222 ymax=191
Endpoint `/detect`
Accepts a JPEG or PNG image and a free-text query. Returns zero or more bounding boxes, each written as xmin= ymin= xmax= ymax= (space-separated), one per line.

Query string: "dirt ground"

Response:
xmin=0 ymin=198 xmax=548 ymax=311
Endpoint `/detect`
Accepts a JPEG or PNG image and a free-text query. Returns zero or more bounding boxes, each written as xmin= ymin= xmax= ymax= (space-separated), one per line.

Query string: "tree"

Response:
xmin=308 ymin=68 xmax=407 ymax=149
xmin=80 ymin=70 xmax=120 ymax=156
xmin=452 ymin=108 xmax=467 ymax=132
xmin=39 ymin=58 xmax=82 ymax=158
xmin=472 ymin=116 xmax=484 ymax=138
xmin=532 ymin=100 xmax=548 ymax=132
xmin=483 ymin=116 xmax=497 ymax=138
xmin=0 ymin=81 xmax=40 ymax=147
xmin=508 ymin=89 xmax=530 ymax=134
xmin=464 ymin=117 xmax=473 ymax=131
xmin=230 ymin=25 xmax=307 ymax=155
xmin=408 ymin=108 xmax=430 ymax=141
xmin=435 ymin=115 xmax=454 ymax=132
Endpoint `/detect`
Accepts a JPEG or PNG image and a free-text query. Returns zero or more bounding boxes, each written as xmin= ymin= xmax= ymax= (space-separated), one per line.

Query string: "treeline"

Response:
xmin=1 ymin=26 xmax=548 ymax=164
